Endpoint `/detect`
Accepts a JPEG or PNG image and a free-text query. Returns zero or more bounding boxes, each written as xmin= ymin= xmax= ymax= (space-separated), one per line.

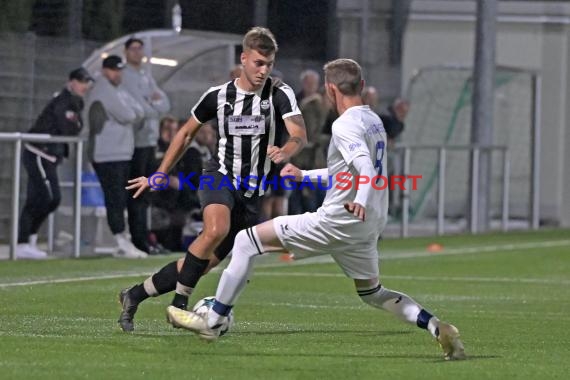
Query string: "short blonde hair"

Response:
xmin=242 ymin=27 xmax=278 ymax=55
xmin=323 ymin=58 xmax=362 ymax=96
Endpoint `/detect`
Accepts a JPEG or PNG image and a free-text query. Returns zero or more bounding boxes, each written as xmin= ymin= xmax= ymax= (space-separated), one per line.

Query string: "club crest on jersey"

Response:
xmin=260 ymin=100 xmax=270 ymax=110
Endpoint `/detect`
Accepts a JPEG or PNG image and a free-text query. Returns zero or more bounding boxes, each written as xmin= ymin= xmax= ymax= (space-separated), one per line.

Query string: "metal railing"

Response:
xmin=0 ymin=133 xmax=84 ymax=260
xmin=391 ymin=144 xmax=522 ymax=237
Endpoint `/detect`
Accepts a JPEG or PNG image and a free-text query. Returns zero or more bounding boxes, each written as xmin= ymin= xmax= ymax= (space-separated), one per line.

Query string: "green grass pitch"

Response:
xmin=1 ymin=229 xmax=569 ymax=379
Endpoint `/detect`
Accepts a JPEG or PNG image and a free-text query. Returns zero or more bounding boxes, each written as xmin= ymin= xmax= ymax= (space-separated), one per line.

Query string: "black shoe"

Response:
xmin=118 ymin=288 xmax=139 ymax=332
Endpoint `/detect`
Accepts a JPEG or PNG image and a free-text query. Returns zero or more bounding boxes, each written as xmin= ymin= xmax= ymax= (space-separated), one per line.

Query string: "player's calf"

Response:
xmin=357 ymin=284 xmax=466 ymax=360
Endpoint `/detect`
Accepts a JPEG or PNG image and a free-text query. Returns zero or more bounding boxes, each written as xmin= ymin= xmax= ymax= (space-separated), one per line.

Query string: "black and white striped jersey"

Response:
xmin=191 ymin=77 xmax=301 ymax=197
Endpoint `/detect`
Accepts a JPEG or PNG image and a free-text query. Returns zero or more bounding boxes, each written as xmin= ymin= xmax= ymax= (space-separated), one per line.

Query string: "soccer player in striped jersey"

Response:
xmin=166 ymin=58 xmax=466 ymax=361
xmin=117 ymin=27 xmax=307 ymax=332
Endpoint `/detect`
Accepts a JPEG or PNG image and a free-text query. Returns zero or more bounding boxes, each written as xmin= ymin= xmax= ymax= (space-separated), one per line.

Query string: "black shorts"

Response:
xmin=198 ymin=171 xmax=261 ymax=261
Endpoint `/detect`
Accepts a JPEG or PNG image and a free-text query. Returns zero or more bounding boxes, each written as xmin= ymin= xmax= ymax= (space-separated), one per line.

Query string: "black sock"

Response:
xmin=171 ymin=252 xmax=209 ymax=309
xmin=129 ymin=284 xmax=150 ymax=304
xmin=152 ymin=260 xmax=178 ymax=294
xmin=172 ymin=293 xmax=189 ymax=310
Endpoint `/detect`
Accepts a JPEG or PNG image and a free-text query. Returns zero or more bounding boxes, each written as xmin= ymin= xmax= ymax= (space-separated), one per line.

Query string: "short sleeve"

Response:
xmin=272 ymin=83 xmax=301 ymax=120
xmin=191 ymin=88 xmax=219 ymax=124
xmin=331 ymin=119 xmax=371 ymax=165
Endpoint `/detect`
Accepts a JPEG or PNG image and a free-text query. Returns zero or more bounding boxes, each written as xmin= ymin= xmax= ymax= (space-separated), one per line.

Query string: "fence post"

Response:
xmin=437 ymin=148 xmax=446 ymax=235
xmin=470 ymin=147 xmax=479 ymax=234
xmin=401 ymin=147 xmax=410 ymax=237
xmin=10 ymin=138 xmax=23 ymax=260
xmin=530 ymin=74 xmax=541 ymax=229
xmin=73 ymin=140 xmax=83 ymax=258
xmin=502 ymin=148 xmax=510 ymax=232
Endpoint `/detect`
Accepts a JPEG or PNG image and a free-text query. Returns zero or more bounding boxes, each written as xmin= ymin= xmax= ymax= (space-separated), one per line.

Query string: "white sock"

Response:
xmin=175 ymin=283 xmax=193 ymax=297
xmin=207 ymin=308 xmax=224 ymax=328
xmin=208 ymin=228 xmax=262 ymax=328
xmin=358 ymin=283 xmax=440 ymax=338
xmin=29 ymin=234 xmax=38 ymax=247
xmin=143 ymin=277 xmax=159 ymax=297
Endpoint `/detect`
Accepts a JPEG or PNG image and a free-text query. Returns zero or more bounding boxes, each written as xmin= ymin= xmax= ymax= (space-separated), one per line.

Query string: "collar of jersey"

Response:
xmin=234 ymin=79 xmax=264 ymax=96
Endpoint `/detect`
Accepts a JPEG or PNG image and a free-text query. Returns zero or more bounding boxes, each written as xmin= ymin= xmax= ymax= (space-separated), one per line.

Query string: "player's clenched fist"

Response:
xmin=267 ymin=145 xmax=288 ymax=164
xmin=280 ymin=163 xmax=303 ymax=181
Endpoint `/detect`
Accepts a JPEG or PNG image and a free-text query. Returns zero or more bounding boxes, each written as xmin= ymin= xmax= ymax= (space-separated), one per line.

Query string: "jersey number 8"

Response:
xmin=375 ymin=141 xmax=385 ymax=179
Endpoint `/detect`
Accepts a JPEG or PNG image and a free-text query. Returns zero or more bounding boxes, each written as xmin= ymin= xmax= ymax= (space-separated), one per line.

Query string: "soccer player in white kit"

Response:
xmin=167 ymin=58 xmax=466 ymax=360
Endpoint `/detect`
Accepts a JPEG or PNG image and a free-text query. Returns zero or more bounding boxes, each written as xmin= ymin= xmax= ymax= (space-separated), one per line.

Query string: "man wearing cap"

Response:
xmin=16 ymin=67 xmax=93 ymax=259
xmin=122 ymin=37 xmax=171 ymax=255
xmin=86 ymin=55 xmax=147 ymax=258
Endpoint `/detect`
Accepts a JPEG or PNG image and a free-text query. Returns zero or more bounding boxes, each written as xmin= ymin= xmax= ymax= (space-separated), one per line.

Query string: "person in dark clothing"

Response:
xmin=362 ymin=86 xmax=409 ymax=146
xmin=122 ymin=37 xmax=171 ymax=254
xmin=362 ymin=86 xmax=410 ymax=216
xmin=379 ymin=98 xmax=409 ymax=146
xmin=17 ymin=67 xmax=93 ymax=259
xmin=150 ymin=116 xmax=204 ymax=252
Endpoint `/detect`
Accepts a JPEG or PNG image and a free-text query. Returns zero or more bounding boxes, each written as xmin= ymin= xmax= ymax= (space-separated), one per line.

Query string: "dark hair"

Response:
xmin=160 ymin=115 xmax=178 ymax=130
xmin=102 ymin=55 xmax=125 ymax=70
xmin=125 ymin=37 xmax=144 ymax=50
xmin=242 ymin=27 xmax=278 ymax=56
xmin=323 ymin=58 xmax=362 ymax=96
xmin=68 ymin=67 xmax=93 ymax=82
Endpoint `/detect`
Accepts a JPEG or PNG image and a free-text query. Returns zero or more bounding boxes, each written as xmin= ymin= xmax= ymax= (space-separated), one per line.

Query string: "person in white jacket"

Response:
xmin=87 ymin=55 xmax=147 ymax=258
xmin=122 ymin=37 xmax=171 ymax=254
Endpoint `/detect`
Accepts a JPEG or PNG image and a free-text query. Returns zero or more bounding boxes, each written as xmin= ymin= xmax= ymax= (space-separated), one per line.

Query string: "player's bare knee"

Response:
xmin=176 ymin=258 xmax=184 ymax=272
xmin=201 ymin=224 xmax=229 ymax=246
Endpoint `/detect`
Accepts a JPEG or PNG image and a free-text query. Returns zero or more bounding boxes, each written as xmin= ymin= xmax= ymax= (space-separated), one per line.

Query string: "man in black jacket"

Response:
xmin=16 ymin=67 xmax=93 ymax=259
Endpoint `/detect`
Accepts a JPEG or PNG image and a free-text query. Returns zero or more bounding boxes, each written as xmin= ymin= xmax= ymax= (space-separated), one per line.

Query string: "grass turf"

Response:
xmin=1 ymin=229 xmax=569 ymax=379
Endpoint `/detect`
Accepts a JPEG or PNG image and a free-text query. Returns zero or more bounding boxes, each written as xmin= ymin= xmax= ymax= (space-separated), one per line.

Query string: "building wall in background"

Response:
xmin=402 ymin=0 xmax=570 ymax=226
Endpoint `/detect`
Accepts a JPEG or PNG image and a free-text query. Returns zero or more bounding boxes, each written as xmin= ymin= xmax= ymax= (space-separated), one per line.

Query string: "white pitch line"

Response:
xmin=1 ymin=270 xmax=568 ymax=288
xmin=0 ymin=239 xmax=569 ymax=288
xmin=0 ymin=273 xmax=153 ymax=288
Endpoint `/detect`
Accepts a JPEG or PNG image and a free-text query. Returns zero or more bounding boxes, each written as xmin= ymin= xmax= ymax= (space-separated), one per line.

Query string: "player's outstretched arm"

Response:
xmin=280 ymin=163 xmax=303 ymax=181
xmin=267 ymin=114 xmax=307 ymax=164
xmin=126 ymin=116 xmax=202 ymax=198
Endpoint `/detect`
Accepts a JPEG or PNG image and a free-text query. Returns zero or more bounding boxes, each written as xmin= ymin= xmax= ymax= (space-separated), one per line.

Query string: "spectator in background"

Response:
xmin=150 ymin=117 xmax=216 ymax=252
xmin=259 ymin=68 xmax=289 ymax=221
xmin=87 ymin=55 xmax=146 ymax=259
xmin=156 ymin=115 xmax=179 ymax=160
xmin=362 ymin=86 xmax=410 ymax=216
xmin=122 ymin=37 xmax=171 ymax=254
xmin=150 ymin=116 xmax=185 ymax=252
xmin=361 ymin=85 xmax=379 ymax=110
xmin=16 ymin=67 xmax=93 ymax=259
xmin=148 ymin=115 xmax=179 ymax=253
xmin=289 ymin=69 xmax=327 ymax=215
xmin=229 ymin=64 xmax=242 ymax=80
xmin=362 ymin=86 xmax=409 ymax=146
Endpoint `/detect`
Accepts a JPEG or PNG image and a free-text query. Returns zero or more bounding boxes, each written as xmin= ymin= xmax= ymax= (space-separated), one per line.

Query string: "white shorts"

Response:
xmin=273 ymin=212 xmax=380 ymax=280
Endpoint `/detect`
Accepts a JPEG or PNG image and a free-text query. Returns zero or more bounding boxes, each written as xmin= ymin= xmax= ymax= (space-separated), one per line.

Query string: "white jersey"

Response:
xmin=318 ymin=105 xmax=389 ymax=236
